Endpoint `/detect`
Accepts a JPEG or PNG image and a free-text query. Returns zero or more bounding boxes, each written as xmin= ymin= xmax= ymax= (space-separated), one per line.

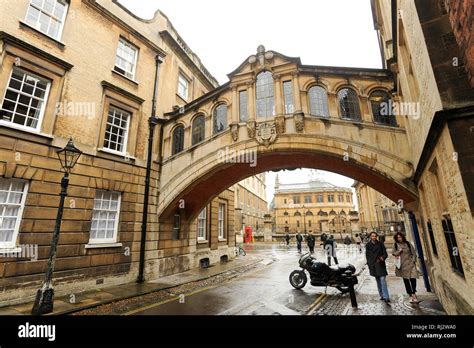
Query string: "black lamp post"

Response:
xmin=302 ymin=204 xmax=307 ymax=234
xmin=32 ymin=138 xmax=82 ymax=315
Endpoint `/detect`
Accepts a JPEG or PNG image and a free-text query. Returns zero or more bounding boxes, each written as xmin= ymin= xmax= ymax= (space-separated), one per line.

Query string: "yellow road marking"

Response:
xmin=306 ymin=293 xmax=327 ymax=315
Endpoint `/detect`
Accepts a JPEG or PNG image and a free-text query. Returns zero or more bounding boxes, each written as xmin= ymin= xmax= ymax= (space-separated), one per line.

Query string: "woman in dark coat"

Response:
xmin=365 ymin=232 xmax=390 ymax=302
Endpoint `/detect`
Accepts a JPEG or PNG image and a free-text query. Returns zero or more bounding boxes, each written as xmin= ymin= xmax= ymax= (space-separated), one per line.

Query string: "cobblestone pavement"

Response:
xmin=313 ymin=251 xmax=446 ymax=315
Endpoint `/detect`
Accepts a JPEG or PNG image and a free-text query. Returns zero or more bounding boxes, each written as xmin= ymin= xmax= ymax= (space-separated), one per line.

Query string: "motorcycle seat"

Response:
xmin=330 ymin=264 xmax=355 ymax=275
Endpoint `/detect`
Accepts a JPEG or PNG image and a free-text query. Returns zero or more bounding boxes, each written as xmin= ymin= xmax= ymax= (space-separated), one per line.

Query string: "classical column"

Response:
xmin=247 ymin=80 xmax=255 ymax=121
xmin=359 ymin=95 xmax=372 ymax=123
xmin=292 ymin=72 xmax=302 ymax=113
xmin=273 ymin=73 xmax=283 ymax=116
xmin=327 ymin=92 xmax=338 ymax=118
xmin=246 ymin=79 xmax=256 ymax=138
xmin=231 ymin=86 xmax=239 ymax=124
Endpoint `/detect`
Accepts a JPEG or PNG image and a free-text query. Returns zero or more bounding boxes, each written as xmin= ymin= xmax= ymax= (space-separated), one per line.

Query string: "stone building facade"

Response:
xmin=272 ymin=177 xmax=359 ymax=239
xmin=0 ymin=0 xmax=231 ymax=305
xmin=233 ymin=174 xmax=268 ymax=236
xmin=353 ymin=180 xmax=405 ymax=235
xmin=372 ymin=0 xmax=474 ymax=314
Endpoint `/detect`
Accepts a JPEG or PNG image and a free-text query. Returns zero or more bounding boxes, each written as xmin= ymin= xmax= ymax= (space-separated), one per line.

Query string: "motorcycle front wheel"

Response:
xmin=289 ymin=270 xmax=307 ymax=289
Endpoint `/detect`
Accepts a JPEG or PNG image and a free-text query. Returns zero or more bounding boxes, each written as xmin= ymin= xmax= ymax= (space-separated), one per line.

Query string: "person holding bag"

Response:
xmin=392 ymin=232 xmax=420 ymax=303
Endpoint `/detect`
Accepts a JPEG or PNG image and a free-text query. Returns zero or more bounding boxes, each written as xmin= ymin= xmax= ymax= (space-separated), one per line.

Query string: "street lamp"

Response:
xmin=302 ymin=204 xmax=307 ymax=234
xmin=32 ymin=138 xmax=82 ymax=315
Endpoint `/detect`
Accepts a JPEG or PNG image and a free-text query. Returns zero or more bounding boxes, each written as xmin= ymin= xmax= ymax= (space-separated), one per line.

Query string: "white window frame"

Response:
xmin=0 ymin=67 xmax=51 ymax=133
xmin=114 ymin=37 xmax=139 ymax=81
xmin=103 ymin=106 xmax=131 ymax=156
xmin=0 ymin=179 xmax=29 ymax=250
xmin=197 ymin=207 xmax=207 ymax=241
xmin=89 ymin=191 xmax=121 ymax=245
xmin=177 ymin=74 xmax=189 ymax=100
xmin=25 ymin=0 xmax=69 ymax=41
xmin=218 ymin=203 xmax=226 ymax=240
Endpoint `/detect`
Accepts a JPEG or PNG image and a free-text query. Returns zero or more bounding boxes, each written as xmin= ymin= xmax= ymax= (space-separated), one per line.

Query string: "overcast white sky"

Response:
xmin=118 ymin=0 xmax=381 ymax=205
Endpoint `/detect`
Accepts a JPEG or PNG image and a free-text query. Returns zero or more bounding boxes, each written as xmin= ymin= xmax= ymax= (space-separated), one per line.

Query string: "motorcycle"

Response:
xmin=289 ymin=252 xmax=359 ymax=307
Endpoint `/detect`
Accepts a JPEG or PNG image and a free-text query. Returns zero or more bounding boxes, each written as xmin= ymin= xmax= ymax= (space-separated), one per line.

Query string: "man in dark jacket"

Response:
xmin=295 ymin=232 xmax=303 ymax=253
xmin=306 ymin=233 xmax=315 ymax=253
xmin=366 ymin=231 xmax=390 ymax=302
xmin=285 ymin=233 xmax=290 ymax=246
xmin=323 ymin=235 xmax=338 ymax=266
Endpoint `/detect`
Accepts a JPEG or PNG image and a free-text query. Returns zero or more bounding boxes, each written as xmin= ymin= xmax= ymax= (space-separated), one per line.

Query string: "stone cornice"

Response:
xmin=0 ymin=31 xmax=73 ymax=71
xmin=101 ymin=81 xmax=145 ymax=104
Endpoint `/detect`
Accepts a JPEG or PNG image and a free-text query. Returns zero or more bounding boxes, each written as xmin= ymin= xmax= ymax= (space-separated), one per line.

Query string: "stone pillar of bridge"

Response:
xmin=231 ymin=86 xmax=239 ymax=124
xmin=328 ymin=91 xmax=338 ymax=117
xmin=247 ymin=80 xmax=256 ymax=122
xmin=273 ymin=73 xmax=283 ymax=116
xmin=292 ymin=72 xmax=302 ymax=113
xmin=359 ymin=95 xmax=372 ymax=122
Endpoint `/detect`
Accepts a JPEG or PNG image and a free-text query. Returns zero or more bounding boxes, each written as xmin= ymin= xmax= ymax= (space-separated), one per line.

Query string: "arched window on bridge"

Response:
xmin=337 ymin=88 xmax=361 ymax=121
xmin=213 ymin=104 xmax=228 ymax=134
xmin=305 ymin=210 xmax=313 ymax=216
xmin=294 ymin=211 xmax=302 ymax=217
xmin=192 ymin=115 xmax=205 ymax=145
xmin=370 ymin=90 xmax=397 ymax=126
xmin=172 ymin=125 xmax=185 ymax=155
xmin=308 ymin=86 xmax=329 ymax=117
xmin=256 ymin=71 xmax=275 ymax=118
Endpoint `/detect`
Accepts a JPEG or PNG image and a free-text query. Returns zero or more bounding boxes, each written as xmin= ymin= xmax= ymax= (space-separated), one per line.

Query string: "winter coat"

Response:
xmin=392 ymin=242 xmax=419 ymax=279
xmin=366 ymin=240 xmax=388 ymax=277
xmin=323 ymin=238 xmax=337 ymax=257
xmin=296 ymin=234 xmax=303 ymax=243
xmin=307 ymin=235 xmax=315 ymax=247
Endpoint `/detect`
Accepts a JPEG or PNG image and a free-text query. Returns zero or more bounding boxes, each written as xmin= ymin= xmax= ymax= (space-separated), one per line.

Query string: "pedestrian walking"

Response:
xmin=379 ymin=231 xmax=386 ymax=244
xmin=344 ymin=235 xmax=352 ymax=246
xmin=354 ymin=233 xmax=363 ymax=253
xmin=323 ymin=235 xmax=338 ymax=266
xmin=285 ymin=233 xmax=290 ymax=246
xmin=392 ymin=232 xmax=420 ymax=303
xmin=296 ymin=232 xmax=303 ymax=253
xmin=306 ymin=233 xmax=315 ymax=253
xmin=365 ymin=231 xmax=390 ymax=303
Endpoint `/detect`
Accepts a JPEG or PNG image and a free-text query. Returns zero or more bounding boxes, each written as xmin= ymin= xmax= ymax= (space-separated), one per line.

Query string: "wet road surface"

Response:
xmin=127 ymin=244 xmax=365 ymax=315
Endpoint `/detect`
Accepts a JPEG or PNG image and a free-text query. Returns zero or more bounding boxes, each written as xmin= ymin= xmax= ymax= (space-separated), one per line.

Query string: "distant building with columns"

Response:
xmin=272 ymin=176 xmax=359 ymax=239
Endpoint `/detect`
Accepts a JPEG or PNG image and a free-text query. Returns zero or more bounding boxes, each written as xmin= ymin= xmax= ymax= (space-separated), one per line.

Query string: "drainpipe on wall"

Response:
xmin=407 ymin=211 xmax=432 ymax=292
xmin=137 ymin=55 xmax=165 ymax=283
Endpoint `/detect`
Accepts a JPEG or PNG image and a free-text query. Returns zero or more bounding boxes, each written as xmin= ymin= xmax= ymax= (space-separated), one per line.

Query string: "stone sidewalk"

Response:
xmin=314 ymin=252 xmax=446 ymax=315
xmin=0 ymin=253 xmax=262 ymax=316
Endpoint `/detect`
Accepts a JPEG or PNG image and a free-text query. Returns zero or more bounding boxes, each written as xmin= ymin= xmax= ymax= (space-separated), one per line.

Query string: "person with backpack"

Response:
xmin=323 ymin=235 xmax=338 ymax=266
xmin=295 ymin=232 xmax=303 ymax=253
xmin=366 ymin=232 xmax=390 ymax=303
xmin=392 ymin=232 xmax=420 ymax=303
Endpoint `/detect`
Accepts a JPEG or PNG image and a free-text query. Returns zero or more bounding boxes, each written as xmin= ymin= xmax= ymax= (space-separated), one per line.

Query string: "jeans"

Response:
xmin=375 ymin=276 xmax=390 ymax=300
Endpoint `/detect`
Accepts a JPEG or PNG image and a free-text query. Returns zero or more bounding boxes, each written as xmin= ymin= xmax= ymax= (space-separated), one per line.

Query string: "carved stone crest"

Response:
xmin=246 ymin=120 xmax=256 ymax=138
xmin=230 ymin=123 xmax=239 ymax=142
xmin=294 ymin=112 xmax=305 ymax=133
xmin=275 ymin=116 xmax=286 ymax=135
xmin=256 ymin=122 xmax=277 ymax=147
